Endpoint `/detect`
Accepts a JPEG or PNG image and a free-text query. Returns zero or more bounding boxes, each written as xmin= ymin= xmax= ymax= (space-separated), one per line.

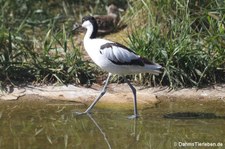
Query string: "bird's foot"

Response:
xmin=128 ymin=114 xmax=139 ymax=119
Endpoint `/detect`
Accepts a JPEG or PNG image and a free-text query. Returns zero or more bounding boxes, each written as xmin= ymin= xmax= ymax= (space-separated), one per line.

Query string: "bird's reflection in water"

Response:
xmin=87 ymin=114 xmax=112 ymax=149
xmin=84 ymin=113 xmax=139 ymax=149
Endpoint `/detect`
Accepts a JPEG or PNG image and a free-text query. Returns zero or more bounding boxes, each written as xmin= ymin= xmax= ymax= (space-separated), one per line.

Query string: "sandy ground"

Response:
xmin=0 ymin=84 xmax=224 ymax=106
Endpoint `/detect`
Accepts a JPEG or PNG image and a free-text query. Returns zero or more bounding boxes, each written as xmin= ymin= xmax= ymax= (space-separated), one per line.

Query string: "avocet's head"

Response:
xmin=72 ymin=16 xmax=98 ymax=31
xmin=81 ymin=16 xmax=98 ymax=30
xmin=72 ymin=16 xmax=98 ymax=39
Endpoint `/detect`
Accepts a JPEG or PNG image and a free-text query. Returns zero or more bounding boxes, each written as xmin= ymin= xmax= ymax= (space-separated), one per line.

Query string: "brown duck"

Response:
xmin=94 ymin=4 xmax=123 ymax=34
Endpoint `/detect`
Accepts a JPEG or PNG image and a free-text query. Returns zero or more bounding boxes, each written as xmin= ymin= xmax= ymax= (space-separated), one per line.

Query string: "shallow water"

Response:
xmin=0 ymin=99 xmax=225 ymax=149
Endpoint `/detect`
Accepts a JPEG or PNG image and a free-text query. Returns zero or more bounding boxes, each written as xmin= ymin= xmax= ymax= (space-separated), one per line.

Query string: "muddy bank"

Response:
xmin=0 ymin=84 xmax=224 ymax=105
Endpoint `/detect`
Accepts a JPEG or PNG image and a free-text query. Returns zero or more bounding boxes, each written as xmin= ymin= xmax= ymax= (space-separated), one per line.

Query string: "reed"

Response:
xmin=126 ymin=0 xmax=225 ymax=87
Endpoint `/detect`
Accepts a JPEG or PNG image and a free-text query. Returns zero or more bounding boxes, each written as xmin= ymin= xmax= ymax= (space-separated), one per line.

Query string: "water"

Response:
xmin=0 ymin=99 xmax=225 ymax=149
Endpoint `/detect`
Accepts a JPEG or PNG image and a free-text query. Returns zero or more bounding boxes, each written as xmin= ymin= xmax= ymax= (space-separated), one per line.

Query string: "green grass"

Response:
xmin=126 ymin=0 xmax=225 ymax=87
xmin=0 ymin=0 xmax=224 ymax=89
xmin=0 ymin=27 xmax=93 ymax=85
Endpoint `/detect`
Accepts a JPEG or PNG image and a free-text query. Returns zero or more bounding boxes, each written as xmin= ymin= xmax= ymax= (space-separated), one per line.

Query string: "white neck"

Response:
xmin=84 ymin=25 xmax=94 ymax=41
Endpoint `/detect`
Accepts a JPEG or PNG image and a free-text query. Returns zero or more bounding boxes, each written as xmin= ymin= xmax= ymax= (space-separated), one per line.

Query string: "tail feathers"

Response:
xmin=140 ymin=57 xmax=162 ymax=75
xmin=145 ymin=63 xmax=162 ymax=75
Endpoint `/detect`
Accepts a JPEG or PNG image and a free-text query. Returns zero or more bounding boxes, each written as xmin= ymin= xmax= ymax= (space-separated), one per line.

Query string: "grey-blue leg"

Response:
xmin=124 ymin=77 xmax=139 ymax=119
xmin=76 ymin=73 xmax=112 ymax=115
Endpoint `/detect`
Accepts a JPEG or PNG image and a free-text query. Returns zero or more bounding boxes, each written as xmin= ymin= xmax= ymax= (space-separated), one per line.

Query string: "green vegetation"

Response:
xmin=0 ymin=0 xmax=224 ymax=89
xmin=0 ymin=27 xmax=92 ymax=85
xmin=126 ymin=0 xmax=225 ymax=87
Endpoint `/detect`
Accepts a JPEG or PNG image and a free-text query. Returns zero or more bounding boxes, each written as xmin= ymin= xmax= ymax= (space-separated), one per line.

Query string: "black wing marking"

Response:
xmin=100 ymin=42 xmax=145 ymax=66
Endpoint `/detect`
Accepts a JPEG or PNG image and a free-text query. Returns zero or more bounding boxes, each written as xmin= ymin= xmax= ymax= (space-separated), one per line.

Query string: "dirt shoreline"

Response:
xmin=0 ymin=84 xmax=224 ymax=105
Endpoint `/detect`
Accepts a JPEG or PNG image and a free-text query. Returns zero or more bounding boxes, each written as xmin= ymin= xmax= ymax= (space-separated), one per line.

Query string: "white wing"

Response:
xmin=100 ymin=42 xmax=144 ymax=66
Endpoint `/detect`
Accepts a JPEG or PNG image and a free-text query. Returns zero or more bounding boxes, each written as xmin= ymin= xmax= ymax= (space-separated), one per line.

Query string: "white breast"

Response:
xmin=83 ymin=39 xmax=113 ymax=69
